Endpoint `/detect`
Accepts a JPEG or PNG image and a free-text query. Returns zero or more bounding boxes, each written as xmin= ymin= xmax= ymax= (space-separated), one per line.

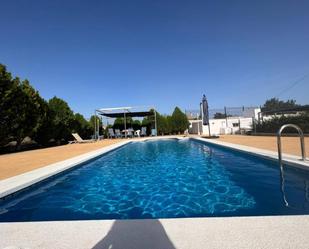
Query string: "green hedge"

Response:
xmin=256 ymin=114 xmax=309 ymax=134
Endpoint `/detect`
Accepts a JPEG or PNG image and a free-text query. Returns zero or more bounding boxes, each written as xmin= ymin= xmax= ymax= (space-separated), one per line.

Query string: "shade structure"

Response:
xmin=94 ymin=106 xmax=157 ymax=139
xmin=202 ymin=94 xmax=209 ymax=126
xmin=98 ymin=111 xmax=154 ymax=118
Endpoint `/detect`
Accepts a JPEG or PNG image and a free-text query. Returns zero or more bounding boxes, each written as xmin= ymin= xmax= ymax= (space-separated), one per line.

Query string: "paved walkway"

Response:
xmin=217 ymin=135 xmax=309 ymax=157
xmin=0 ymin=140 xmax=121 ymax=180
xmin=1 ymin=216 xmax=309 ymax=249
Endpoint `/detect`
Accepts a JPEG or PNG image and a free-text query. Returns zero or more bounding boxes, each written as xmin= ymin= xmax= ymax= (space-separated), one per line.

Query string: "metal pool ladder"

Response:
xmin=277 ymin=124 xmax=306 ymax=165
xmin=277 ymin=124 xmax=307 ymax=207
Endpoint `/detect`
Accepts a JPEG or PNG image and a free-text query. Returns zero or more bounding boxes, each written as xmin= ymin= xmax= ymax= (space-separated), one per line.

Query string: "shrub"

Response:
xmin=256 ymin=114 xmax=309 ymax=134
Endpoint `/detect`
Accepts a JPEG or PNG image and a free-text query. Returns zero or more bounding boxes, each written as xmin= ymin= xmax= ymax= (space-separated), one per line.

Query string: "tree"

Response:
xmin=213 ymin=112 xmax=226 ymax=119
xmin=132 ymin=120 xmax=141 ymax=131
xmin=0 ymin=63 xmax=100 ymax=152
xmin=72 ymin=113 xmax=92 ymax=139
xmin=170 ymin=107 xmax=189 ymax=134
xmin=166 ymin=115 xmax=173 ymax=134
xmin=17 ymin=80 xmax=47 ymax=146
xmin=48 ymin=96 xmax=75 ymax=143
xmin=33 ymin=102 xmax=54 ymax=146
xmin=35 ymin=102 xmax=91 ymax=146
xmin=262 ymin=98 xmax=299 ymax=112
xmin=0 ymin=65 xmax=47 ymax=149
xmin=156 ymin=112 xmax=168 ymax=135
xmin=113 ymin=117 xmax=133 ymax=130
xmin=0 ymin=64 xmax=14 ymax=146
xmin=213 ymin=112 xmax=232 ymax=119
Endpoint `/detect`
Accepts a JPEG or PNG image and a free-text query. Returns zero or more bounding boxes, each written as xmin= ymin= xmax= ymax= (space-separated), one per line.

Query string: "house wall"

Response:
xmin=189 ymin=117 xmax=254 ymax=135
xmin=188 ymin=107 xmax=261 ymax=135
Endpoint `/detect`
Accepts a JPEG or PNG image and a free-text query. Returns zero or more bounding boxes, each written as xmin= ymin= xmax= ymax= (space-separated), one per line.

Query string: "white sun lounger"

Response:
xmin=70 ymin=133 xmax=96 ymax=143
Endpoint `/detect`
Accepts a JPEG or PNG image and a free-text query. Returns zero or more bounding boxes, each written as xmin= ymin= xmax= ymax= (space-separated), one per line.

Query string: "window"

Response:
xmin=232 ymin=123 xmax=239 ymax=127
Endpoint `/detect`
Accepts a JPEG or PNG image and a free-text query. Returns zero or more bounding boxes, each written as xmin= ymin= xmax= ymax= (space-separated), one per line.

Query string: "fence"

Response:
xmin=185 ymin=106 xmax=259 ymax=120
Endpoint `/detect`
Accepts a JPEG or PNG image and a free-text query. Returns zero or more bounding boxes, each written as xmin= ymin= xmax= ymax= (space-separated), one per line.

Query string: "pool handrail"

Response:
xmin=277 ymin=124 xmax=306 ymax=165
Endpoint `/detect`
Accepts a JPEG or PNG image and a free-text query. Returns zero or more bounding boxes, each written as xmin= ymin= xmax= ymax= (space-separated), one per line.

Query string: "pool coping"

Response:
xmin=1 ymin=215 xmax=309 ymax=248
xmin=1 ymin=135 xmax=308 ymax=199
xmin=191 ymin=137 xmax=309 ymax=170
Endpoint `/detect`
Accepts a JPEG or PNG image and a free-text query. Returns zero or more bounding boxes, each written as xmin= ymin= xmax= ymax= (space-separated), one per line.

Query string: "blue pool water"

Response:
xmin=1 ymin=138 xmax=309 ymax=221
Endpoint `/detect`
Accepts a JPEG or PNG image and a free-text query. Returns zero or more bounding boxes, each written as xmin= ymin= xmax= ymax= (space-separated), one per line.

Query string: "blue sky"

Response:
xmin=1 ymin=0 xmax=309 ymax=118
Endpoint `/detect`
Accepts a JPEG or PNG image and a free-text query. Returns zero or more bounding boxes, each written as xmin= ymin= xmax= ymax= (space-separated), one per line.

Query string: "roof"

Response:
xmin=96 ymin=106 xmax=155 ymax=118
xmin=98 ymin=111 xmax=154 ymax=118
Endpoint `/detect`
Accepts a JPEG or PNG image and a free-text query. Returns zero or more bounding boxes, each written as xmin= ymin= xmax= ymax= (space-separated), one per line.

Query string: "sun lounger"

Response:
xmin=70 ymin=133 xmax=95 ymax=143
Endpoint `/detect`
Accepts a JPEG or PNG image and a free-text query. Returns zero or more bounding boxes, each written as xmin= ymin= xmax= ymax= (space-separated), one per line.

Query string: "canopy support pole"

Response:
xmin=98 ymin=115 xmax=101 ymax=139
xmin=154 ymin=110 xmax=157 ymax=136
xmin=94 ymin=110 xmax=97 ymax=140
xmin=124 ymin=112 xmax=127 ymax=138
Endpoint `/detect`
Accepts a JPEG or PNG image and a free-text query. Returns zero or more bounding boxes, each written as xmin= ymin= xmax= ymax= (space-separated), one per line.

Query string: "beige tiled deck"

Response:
xmin=1 ymin=216 xmax=309 ymax=249
xmin=217 ymin=135 xmax=309 ymax=157
xmin=0 ymin=139 xmax=122 ymax=180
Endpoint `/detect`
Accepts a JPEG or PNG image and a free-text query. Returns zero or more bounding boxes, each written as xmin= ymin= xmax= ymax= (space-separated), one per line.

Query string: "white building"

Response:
xmin=188 ymin=108 xmax=261 ymax=136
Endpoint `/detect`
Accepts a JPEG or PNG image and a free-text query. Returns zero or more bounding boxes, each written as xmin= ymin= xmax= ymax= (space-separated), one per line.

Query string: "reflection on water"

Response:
xmin=280 ymin=163 xmax=309 ymax=210
xmin=279 ymin=164 xmax=289 ymax=207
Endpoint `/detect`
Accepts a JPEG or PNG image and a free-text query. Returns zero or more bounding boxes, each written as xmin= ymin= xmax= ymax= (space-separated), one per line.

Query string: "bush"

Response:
xmin=256 ymin=114 xmax=309 ymax=134
xmin=155 ymin=107 xmax=189 ymax=135
xmin=170 ymin=107 xmax=189 ymax=134
xmin=72 ymin=113 xmax=93 ymax=139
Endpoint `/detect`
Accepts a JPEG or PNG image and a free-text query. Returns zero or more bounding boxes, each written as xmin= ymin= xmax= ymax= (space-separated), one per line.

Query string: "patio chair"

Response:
xmin=70 ymin=133 xmax=95 ymax=144
xmin=127 ymin=128 xmax=134 ymax=138
xmin=134 ymin=129 xmax=141 ymax=137
xmin=151 ymin=129 xmax=157 ymax=136
xmin=115 ymin=129 xmax=122 ymax=138
xmin=108 ymin=128 xmax=116 ymax=138
xmin=141 ymin=127 xmax=147 ymax=137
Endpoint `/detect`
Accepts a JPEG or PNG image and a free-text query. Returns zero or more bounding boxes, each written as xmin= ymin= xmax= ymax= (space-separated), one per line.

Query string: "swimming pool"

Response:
xmin=1 ymin=138 xmax=309 ymax=221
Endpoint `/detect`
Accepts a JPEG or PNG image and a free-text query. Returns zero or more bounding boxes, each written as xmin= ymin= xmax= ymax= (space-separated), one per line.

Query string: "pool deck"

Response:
xmin=1 ymin=135 xmax=309 ymax=248
xmin=0 ymin=139 xmax=123 ymax=180
xmin=217 ymin=135 xmax=309 ymax=157
xmin=193 ymin=137 xmax=309 ymax=170
xmin=1 ymin=216 xmax=309 ymax=249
